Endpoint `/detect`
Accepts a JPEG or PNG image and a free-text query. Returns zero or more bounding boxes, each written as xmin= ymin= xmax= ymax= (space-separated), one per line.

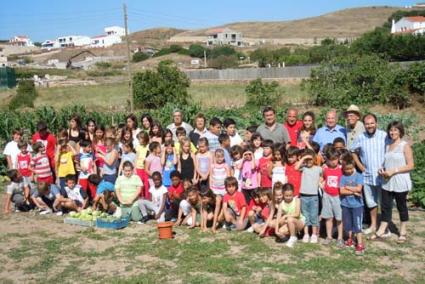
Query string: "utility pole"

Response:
xmin=203 ymin=50 xmax=207 ymax=68
xmin=123 ymin=3 xmax=133 ymax=112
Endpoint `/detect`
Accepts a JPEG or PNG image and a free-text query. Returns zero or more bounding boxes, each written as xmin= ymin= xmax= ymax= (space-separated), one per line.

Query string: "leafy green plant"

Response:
xmin=411 ymin=140 xmax=425 ymax=208
xmin=132 ymin=52 xmax=149 ymax=63
xmin=9 ymin=80 xmax=37 ymax=110
xmin=245 ymin=79 xmax=281 ymax=107
xmin=94 ymin=62 xmax=111 ymax=69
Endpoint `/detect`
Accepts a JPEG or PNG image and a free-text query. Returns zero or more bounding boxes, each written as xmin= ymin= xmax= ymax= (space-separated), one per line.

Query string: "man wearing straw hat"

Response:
xmin=345 ymin=105 xmax=365 ymax=149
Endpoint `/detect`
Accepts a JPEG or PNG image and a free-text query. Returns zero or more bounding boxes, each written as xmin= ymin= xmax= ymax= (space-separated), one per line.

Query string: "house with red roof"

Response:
xmin=9 ymin=35 xmax=34 ymax=47
xmin=391 ymin=16 xmax=425 ymax=35
xmin=206 ymin=27 xmax=243 ymax=47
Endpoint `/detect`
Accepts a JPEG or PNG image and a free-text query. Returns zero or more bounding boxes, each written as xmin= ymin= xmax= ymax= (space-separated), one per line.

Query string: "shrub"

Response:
xmin=9 ymin=80 xmax=37 ymax=110
xmin=188 ymin=44 xmax=207 ymax=58
xmin=305 ymin=54 xmax=410 ymax=109
xmin=95 ymin=61 xmax=112 ymax=69
xmin=132 ymin=62 xmax=190 ymax=109
xmin=245 ymin=79 xmax=281 ymax=107
xmin=132 ymin=52 xmax=149 ymax=63
xmin=405 ymin=62 xmax=425 ymax=97
xmin=208 ymin=55 xmax=239 ymax=69
xmin=411 ymin=140 xmax=425 ymax=208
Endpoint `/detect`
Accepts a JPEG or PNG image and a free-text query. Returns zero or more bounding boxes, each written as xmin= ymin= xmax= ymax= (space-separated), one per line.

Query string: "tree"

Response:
xmin=245 ymin=79 xmax=281 ymax=107
xmin=208 ymin=55 xmax=239 ymax=69
xmin=188 ymin=44 xmax=207 ymax=58
xmin=9 ymin=80 xmax=37 ymax=110
xmin=132 ymin=62 xmax=190 ymax=109
xmin=132 ymin=52 xmax=149 ymax=62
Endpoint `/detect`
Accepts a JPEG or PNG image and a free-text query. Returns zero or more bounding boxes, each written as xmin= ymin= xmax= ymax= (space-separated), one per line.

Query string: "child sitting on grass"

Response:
xmin=247 ymin=189 xmax=271 ymax=233
xmin=165 ymin=171 xmax=184 ymax=221
xmin=340 ymin=156 xmax=365 ymax=255
xmin=115 ymin=162 xmax=143 ymax=221
xmin=222 ymin=176 xmax=248 ymax=231
xmin=259 ymin=182 xmax=284 ymax=238
xmin=55 ymin=174 xmax=88 ymax=214
xmin=138 ymin=171 xmax=168 ymax=223
xmin=275 ymin=183 xmax=305 ymax=248
xmin=176 ymin=187 xmax=201 ymax=228
xmin=32 ymin=182 xmax=63 ymax=215
xmin=200 ymin=189 xmax=217 ymax=232
xmin=88 ymin=174 xmax=116 ymax=213
xmin=3 ymin=169 xmax=34 ymax=213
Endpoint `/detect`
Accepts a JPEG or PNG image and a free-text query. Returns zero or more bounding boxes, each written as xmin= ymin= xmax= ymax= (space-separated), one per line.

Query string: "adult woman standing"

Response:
xmin=126 ymin=114 xmax=141 ymax=146
xmin=374 ymin=121 xmax=414 ymax=243
xmin=85 ymin=118 xmax=96 ymax=142
xmin=296 ymin=111 xmax=316 ymax=150
xmin=140 ymin=113 xmax=153 ymax=134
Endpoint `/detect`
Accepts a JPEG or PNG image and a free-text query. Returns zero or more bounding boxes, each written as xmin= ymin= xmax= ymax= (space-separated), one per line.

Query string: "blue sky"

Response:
xmin=0 ymin=0 xmax=413 ymax=41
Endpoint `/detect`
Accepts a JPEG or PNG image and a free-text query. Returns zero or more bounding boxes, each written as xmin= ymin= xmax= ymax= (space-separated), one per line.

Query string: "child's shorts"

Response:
xmin=211 ymin=188 xmax=225 ymax=197
xmin=342 ymin=206 xmax=363 ymax=234
xmin=301 ymin=194 xmax=319 ymax=226
xmin=321 ymin=192 xmax=342 ymax=221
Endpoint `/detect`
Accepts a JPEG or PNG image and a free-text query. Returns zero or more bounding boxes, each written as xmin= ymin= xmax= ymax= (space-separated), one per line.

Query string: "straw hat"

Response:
xmin=344 ymin=105 xmax=361 ymax=117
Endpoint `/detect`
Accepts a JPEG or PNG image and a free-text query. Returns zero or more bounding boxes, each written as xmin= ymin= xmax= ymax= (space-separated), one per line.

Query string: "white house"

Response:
xmin=206 ymin=28 xmax=243 ymax=46
xmin=391 ymin=16 xmax=425 ymax=35
xmin=56 ymin=35 xmax=91 ymax=48
xmin=9 ymin=35 xmax=34 ymax=47
xmin=104 ymin=26 xmax=126 ymax=37
xmin=41 ymin=39 xmax=60 ymax=49
xmin=91 ymin=34 xmax=122 ymax=48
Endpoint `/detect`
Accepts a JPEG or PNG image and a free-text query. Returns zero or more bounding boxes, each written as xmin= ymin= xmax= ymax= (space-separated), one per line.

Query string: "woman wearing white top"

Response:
xmin=374 ymin=121 xmax=414 ymax=243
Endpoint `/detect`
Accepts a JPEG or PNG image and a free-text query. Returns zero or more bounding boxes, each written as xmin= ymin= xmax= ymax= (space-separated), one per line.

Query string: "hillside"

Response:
xmin=129 ymin=27 xmax=186 ymax=48
xmin=175 ymin=6 xmax=405 ymax=39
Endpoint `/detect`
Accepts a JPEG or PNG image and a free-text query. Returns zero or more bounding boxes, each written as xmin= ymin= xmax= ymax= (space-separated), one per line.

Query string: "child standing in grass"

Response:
xmin=230 ymin=145 xmax=243 ymax=187
xmin=251 ymin=133 xmax=263 ymax=165
xmin=98 ymin=138 xmax=119 ymax=184
xmin=16 ymin=140 xmax=32 ymax=187
xmin=178 ymin=137 xmax=196 ymax=184
xmin=296 ymin=149 xmax=322 ymax=244
xmin=275 ymin=183 xmax=305 ymax=248
xmin=31 ymin=142 xmax=54 ymax=185
xmin=224 ymin=118 xmax=243 ymax=147
xmin=135 ymin=132 xmax=150 ymax=198
xmin=321 ymin=147 xmax=344 ymax=247
xmin=340 ymin=157 xmax=365 ymax=255
xmin=240 ymin=147 xmax=258 ymax=202
xmin=285 ymin=146 xmax=302 ymax=196
xmin=258 ymin=139 xmax=273 ymax=189
xmin=145 ymin=141 xmax=163 ymax=191
xmin=118 ymin=141 xmax=136 ymax=175
xmin=56 ymin=139 xmax=77 ymax=190
xmin=195 ymin=138 xmax=211 ymax=188
xmin=78 ymin=140 xmax=96 ymax=198
xmin=161 ymin=141 xmax=177 ymax=188
xmin=222 ymin=177 xmax=247 ymax=231
xmin=93 ymin=126 xmax=106 ymax=175
xmin=270 ymin=144 xmax=287 ymax=187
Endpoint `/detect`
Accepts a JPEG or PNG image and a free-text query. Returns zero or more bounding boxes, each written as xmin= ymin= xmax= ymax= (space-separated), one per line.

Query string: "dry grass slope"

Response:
xmin=176 ymin=6 xmax=405 ymax=39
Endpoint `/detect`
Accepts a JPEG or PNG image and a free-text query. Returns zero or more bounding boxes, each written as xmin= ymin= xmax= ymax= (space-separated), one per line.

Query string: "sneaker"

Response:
xmin=139 ymin=216 xmax=150 ymax=224
xmin=227 ymin=224 xmax=236 ymax=231
xmin=40 ymin=209 xmax=52 ymax=215
xmin=302 ymin=234 xmax=310 ymax=243
xmin=286 ymin=236 xmax=298 ymax=248
xmin=382 ymin=231 xmax=392 ymax=238
xmin=362 ymin=227 xmax=375 ymax=235
xmin=275 ymin=235 xmax=290 ymax=243
xmin=322 ymin=238 xmax=333 ymax=245
xmin=55 ymin=211 xmax=63 ymax=216
xmin=336 ymin=239 xmax=345 ymax=248
xmin=310 ymin=234 xmax=318 ymax=244
xmin=15 ymin=209 xmax=21 ymax=213
xmin=345 ymin=238 xmax=354 ymax=248
xmin=246 ymin=226 xmax=254 ymax=233
xmin=355 ymin=244 xmax=365 ymax=256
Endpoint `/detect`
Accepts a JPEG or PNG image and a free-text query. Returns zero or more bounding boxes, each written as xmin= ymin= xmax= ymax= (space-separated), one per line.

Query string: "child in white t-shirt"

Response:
xmin=138 ymin=171 xmax=168 ymax=223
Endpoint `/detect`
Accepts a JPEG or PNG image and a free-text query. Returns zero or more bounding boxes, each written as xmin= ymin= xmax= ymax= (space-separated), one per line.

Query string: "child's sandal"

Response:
xmin=397 ymin=235 xmax=407 ymax=244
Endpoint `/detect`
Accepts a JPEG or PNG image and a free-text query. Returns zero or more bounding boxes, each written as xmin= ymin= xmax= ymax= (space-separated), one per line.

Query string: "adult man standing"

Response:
xmin=284 ymin=108 xmax=303 ymax=146
xmin=32 ymin=121 xmax=57 ymax=171
xmin=345 ymin=105 xmax=365 ymax=149
xmin=256 ymin=106 xmax=291 ymax=145
xmin=312 ymin=109 xmax=346 ymax=150
xmin=167 ymin=109 xmax=193 ymax=141
xmin=350 ymin=113 xmax=388 ymax=235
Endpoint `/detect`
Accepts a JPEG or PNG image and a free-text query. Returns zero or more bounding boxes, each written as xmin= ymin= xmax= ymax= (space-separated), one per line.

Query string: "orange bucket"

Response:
xmin=157 ymin=221 xmax=174 ymax=239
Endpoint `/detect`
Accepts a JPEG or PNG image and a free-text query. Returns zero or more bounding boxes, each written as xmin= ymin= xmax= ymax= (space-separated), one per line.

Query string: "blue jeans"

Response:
xmin=342 ymin=206 xmax=363 ymax=234
xmin=301 ymin=195 xmax=319 ymax=226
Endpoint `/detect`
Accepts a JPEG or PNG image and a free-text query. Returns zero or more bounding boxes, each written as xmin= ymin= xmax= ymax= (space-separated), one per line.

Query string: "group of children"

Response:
xmin=3 ymin=116 xmax=366 ymax=255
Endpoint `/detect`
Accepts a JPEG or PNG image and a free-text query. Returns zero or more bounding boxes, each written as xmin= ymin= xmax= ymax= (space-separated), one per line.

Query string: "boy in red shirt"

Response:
xmin=165 ymin=171 xmax=185 ymax=221
xmin=16 ymin=141 xmax=32 ymax=187
xmin=223 ymin=176 xmax=247 ymax=231
xmin=285 ymin=146 xmax=302 ymax=196
xmin=258 ymin=139 xmax=273 ymax=189
xmin=321 ymin=147 xmax=344 ymax=247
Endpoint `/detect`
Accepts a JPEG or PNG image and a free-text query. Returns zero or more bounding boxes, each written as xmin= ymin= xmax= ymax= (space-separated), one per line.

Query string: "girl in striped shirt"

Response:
xmin=31 ymin=142 xmax=54 ymax=185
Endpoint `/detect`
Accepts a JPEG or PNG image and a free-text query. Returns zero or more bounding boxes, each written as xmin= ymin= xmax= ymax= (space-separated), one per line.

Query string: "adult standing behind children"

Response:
xmin=3 ymin=129 xmax=28 ymax=170
xmin=345 ymin=105 xmax=365 ymax=149
xmin=32 ymin=121 xmax=57 ymax=173
xmin=375 ymin=121 xmax=414 ymax=243
xmin=284 ymin=108 xmax=303 ymax=147
xmin=167 ymin=109 xmax=193 ymax=142
xmin=350 ymin=113 xmax=388 ymax=235
xmin=313 ymin=109 xmax=346 ymax=151
xmin=189 ymin=113 xmax=208 ymax=147
xmin=256 ymin=106 xmax=291 ymax=145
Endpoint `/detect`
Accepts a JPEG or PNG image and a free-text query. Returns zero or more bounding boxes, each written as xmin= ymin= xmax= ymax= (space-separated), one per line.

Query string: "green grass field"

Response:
xmin=0 ymin=81 xmax=309 ymax=111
